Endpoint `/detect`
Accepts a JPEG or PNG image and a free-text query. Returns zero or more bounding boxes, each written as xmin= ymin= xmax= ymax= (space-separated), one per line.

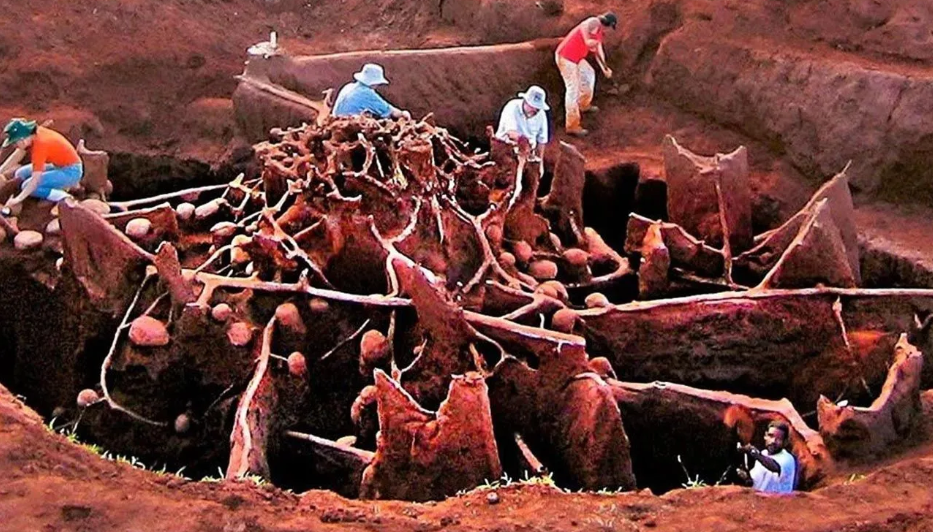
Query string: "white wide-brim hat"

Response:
xmin=519 ymin=85 xmax=550 ymax=111
xmin=354 ymin=63 xmax=390 ymax=86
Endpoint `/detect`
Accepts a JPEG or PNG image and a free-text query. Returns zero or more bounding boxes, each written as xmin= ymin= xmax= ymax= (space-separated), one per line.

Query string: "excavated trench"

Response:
xmin=0 ymin=112 xmax=928 ymax=499
xmin=1 ymin=37 xmax=932 ymax=501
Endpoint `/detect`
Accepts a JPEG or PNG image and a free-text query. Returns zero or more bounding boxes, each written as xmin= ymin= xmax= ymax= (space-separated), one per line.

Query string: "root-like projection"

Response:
xmin=20 ymin=117 xmax=930 ymax=501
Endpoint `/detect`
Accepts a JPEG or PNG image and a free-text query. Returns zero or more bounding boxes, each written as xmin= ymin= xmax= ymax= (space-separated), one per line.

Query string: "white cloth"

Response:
xmin=495 ymin=98 xmax=549 ymax=148
xmin=556 ymin=53 xmax=596 ymax=132
xmin=750 ymin=449 xmax=796 ymax=494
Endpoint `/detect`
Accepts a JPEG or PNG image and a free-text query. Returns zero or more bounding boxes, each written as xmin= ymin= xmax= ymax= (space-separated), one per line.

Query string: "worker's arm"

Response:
xmin=744 ymin=446 xmax=782 ymax=475
xmin=6 ymin=169 xmax=41 ymax=207
xmin=0 ymin=148 xmax=26 ymax=178
xmin=595 ymin=42 xmax=613 ymax=78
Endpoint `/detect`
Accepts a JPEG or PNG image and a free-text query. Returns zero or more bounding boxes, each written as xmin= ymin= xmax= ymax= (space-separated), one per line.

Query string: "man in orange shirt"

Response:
xmin=555 ymin=12 xmax=617 ymax=137
xmin=0 ymin=118 xmax=84 ymax=212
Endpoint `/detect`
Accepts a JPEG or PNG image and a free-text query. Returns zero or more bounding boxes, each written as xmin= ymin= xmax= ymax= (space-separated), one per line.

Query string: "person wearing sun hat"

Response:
xmin=555 ymin=11 xmax=618 ymax=136
xmin=495 ymin=85 xmax=550 ymax=160
xmin=0 ymin=118 xmax=83 ymax=213
xmin=332 ymin=63 xmax=411 ymax=120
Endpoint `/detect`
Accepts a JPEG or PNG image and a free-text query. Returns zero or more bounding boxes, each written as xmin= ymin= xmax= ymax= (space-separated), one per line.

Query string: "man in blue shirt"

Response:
xmin=333 ymin=63 xmax=411 ymax=120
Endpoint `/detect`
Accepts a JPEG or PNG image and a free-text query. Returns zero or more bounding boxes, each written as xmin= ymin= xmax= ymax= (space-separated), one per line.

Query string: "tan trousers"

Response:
xmin=556 ymin=53 xmax=596 ymax=132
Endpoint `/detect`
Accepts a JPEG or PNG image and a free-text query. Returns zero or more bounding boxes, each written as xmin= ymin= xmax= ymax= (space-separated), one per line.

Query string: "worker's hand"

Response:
xmin=736 ymin=468 xmax=750 ymax=483
xmin=602 ymin=67 xmax=614 ymax=79
xmin=401 ymin=110 xmax=412 ymax=120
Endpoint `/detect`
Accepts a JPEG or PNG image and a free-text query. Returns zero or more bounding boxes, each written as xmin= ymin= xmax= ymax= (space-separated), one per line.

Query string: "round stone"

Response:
xmin=537 ymin=280 xmax=568 ymax=301
xmin=227 ymin=321 xmax=254 ymax=347
xmin=360 ymin=330 xmax=389 ymax=370
xmin=551 ymin=308 xmax=578 ymax=333
xmin=14 ymin=230 xmax=44 ymax=251
xmin=125 ymin=218 xmax=152 ymax=240
xmin=275 ymin=303 xmax=306 ymax=333
xmin=175 ymin=202 xmax=196 ymax=221
xmin=287 ymin=352 xmax=307 ymax=377
xmin=528 ymin=260 xmax=558 ymax=281
xmin=563 ymin=248 xmax=589 ymax=267
xmin=585 ymin=292 xmax=611 ymax=308
xmin=210 ymin=303 xmax=232 ymax=322
xmin=511 ymin=241 xmax=533 ymax=264
xmin=45 ymin=218 xmax=61 ymax=236
xmin=76 ymin=389 xmax=100 ymax=408
xmin=308 ymin=298 xmax=330 ymax=313
xmin=174 ymin=413 xmax=191 ymax=434
xmin=128 ymin=316 xmax=171 ymax=347
xmin=498 ymin=252 xmax=516 ymax=268
xmin=81 ymin=199 xmax=111 ymax=215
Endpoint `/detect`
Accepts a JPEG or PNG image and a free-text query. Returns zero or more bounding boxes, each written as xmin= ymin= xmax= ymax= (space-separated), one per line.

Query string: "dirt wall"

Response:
xmin=645 ymin=26 xmax=933 ymax=202
xmin=233 ymin=39 xmax=564 ymax=142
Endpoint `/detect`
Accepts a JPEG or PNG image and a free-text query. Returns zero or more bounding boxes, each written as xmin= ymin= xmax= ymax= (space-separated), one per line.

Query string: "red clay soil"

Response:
xmin=4 ymin=0 xmax=933 ymax=530
xmin=2 ymin=385 xmax=933 ymax=532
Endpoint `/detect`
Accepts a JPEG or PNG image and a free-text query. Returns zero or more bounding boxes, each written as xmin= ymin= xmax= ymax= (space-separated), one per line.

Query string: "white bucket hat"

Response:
xmin=519 ymin=85 xmax=549 ymax=111
xmin=354 ymin=63 xmax=390 ymax=86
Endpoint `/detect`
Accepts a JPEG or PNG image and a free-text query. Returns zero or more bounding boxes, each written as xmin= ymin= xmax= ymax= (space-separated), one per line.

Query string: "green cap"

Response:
xmin=2 ymin=118 xmax=38 ymax=148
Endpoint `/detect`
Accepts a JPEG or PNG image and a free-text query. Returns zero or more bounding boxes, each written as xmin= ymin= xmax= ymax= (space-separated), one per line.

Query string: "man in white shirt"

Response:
xmin=495 ymin=85 xmax=550 ymax=160
xmin=738 ymin=420 xmax=797 ymax=494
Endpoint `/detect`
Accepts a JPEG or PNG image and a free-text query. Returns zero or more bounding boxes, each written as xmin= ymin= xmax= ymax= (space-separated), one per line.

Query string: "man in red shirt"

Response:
xmin=0 ymin=118 xmax=84 ymax=212
xmin=555 ymin=12 xmax=617 ymax=137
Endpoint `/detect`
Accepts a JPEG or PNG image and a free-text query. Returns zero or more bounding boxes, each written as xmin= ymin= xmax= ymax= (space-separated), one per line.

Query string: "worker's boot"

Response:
xmin=567 ymin=128 xmax=589 ymax=138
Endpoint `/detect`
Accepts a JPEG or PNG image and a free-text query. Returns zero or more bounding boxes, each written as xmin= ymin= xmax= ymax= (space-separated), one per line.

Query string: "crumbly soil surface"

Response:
xmin=2 ymin=386 xmax=933 ymax=532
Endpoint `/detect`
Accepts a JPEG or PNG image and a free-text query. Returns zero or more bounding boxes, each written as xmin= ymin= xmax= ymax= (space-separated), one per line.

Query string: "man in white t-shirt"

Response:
xmin=738 ymin=420 xmax=797 ymax=494
xmin=495 ymin=85 xmax=550 ymax=161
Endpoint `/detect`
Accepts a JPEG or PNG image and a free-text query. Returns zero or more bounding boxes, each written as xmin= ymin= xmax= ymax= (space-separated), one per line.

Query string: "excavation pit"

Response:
xmin=0 ymin=104 xmax=930 ymax=503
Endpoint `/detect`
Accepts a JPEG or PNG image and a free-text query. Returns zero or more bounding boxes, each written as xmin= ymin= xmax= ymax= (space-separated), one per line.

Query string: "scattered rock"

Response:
xmin=227 ymin=321 xmax=254 ymax=347
xmin=309 ymin=297 xmax=330 ymax=313
xmin=512 ymin=240 xmax=534 ymax=264
xmin=80 ymin=198 xmax=111 ymax=215
xmin=498 ymin=252 xmax=516 ymax=269
xmin=360 ymin=330 xmax=389 ymax=375
xmin=175 ymin=202 xmax=196 ymax=221
xmin=76 ymin=389 xmax=100 ymax=408
xmin=287 ymin=352 xmax=307 ymax=377
xmin=552 ymin=308 xmax=578 ymax=333
xmin=528 ymin=260 xmax=558 ymax=280
xmin=585 ymin=292 xmax=611 ymax=308
xmin=563 ymin=248 xmax=589 ymax=267
xmin=588 ymin=357 xmax=617 ymax=379
xmin=125 ymin=218 xmax=152 ymax=240
xmin=128 ymin=316 xmax=171 ymax=347
xmin=13 ymin=230 xmax=43 ymax=251
xmin=486 ymin=491 xmax=500 ymax=505
xmin=275 ymin=303 xmax=306 ymax=333
xmin=538 ymin=280 xmax=569 ymax=301
xmin=211 ymin=303 xmax=232 ymax=322
xmin=174 ymin=413 xmax=191 ymax=434
xmin=45 ymin=219 xmax=61 ymax=236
